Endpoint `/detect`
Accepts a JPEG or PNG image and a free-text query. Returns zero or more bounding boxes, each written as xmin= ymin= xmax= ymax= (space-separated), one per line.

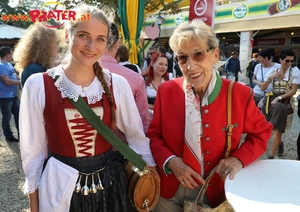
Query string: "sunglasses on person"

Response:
xmin=149 ymin=52 xmax=156 ymax=55
xmin=284 ymin=59 xmax=294 ymax=63
xmin=177 ymin=47 xmax=215 ymax=65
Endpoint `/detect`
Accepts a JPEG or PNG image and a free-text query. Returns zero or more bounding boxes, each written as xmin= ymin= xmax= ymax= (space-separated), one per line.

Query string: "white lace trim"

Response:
xmin=47 ymin=66 xmax=112 ymax=104
xmin=23 ymin=173 xmax=42 ymax=194
xmin=143 ymin=154 xmax=157 ymax=167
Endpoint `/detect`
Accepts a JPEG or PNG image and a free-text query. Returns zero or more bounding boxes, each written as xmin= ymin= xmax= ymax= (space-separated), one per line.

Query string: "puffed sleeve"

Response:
xmin=112 ymin=73 xmax=156 ymax=166
xmin=292 ymin=66 xmax=300 ymax=84
xmin=20 ymin=73 xmax=48 ymax=194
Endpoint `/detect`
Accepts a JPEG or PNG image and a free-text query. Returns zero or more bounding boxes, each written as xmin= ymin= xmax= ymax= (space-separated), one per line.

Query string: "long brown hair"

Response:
xmin=142 ymin=52 xmax=169 ymax=86
xmin=13 ymin=23 xmax=58 ymax=73
xmin=93 ymin=62 xmax=116 ymax=128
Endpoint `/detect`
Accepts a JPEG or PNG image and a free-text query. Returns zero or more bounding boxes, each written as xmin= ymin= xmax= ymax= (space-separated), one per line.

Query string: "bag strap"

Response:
xmin=69 ymin=96 xmax=146 ymax=171
xmin=225 ymin=80 xmax=234 ymax=158
xmin=196 ymin=80 xmax=235 ymax=204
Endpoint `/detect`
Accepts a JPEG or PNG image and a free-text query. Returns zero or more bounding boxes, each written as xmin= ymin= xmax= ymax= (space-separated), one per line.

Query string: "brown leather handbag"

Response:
xmin=183 ymin=80 xmax=237 ymax=212
xmin=125 ymin=162 xmax=160 ymax=211
xmin=69 ymin=96 xmax=160 ymax=212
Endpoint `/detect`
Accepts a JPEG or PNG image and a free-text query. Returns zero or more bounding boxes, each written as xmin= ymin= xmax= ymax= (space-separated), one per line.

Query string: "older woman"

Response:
xmin=147 ymin=19 xmax=272 ymax=211
xmin=261 ymin=49 xmax=300 ymax=159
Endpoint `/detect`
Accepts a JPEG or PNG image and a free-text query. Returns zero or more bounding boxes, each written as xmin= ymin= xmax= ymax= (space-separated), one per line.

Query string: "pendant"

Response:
xmin=90 ymin=174 xmax=97 ymax=194
xmin=81 ymin=175 xmax=90 ymax=196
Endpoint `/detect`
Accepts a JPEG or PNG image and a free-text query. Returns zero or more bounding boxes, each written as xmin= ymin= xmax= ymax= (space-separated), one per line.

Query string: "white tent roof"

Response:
xmin=0 ymin=24 xmax=26 ymax=39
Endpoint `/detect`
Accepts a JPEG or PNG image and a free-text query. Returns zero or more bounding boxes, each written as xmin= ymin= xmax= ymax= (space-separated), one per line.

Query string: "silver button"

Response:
xmin=205 ymin=151 xmax=210 ymax=154
xmin=204 ymin=109 xmax=209 ymax=114
xmin=206 ymin=162 xmax=210 ymax=165
xmin=205 ymin=137 xmax=210 ymax=141
xmin=204 ymin=124 xmax=209 ymax=128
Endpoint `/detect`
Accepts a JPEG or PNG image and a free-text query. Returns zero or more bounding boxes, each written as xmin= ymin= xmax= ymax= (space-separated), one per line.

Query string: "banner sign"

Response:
xmin=254 ymin=38 xmax=286 ymax=46
xmin=189 ymin=0 xmax=215 ymax=28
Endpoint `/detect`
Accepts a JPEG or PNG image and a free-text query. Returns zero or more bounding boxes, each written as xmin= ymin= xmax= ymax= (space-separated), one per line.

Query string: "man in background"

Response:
xmin=141 ymin=47 xmax=157 ymax=73
xmin=0 ymin=46 xmax=20 ymax=142
xmin=225 ymin=51 xmax=241 ymax=81
xmin=99 ymin=23 xmax=150 ymax=138
xmin=246 ymin=53 xmax=259 ymax=88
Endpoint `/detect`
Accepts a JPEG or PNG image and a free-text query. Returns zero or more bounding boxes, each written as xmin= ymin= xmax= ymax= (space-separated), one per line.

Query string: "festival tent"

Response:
xmin=0 ymin=24 xmax=26 ymax=47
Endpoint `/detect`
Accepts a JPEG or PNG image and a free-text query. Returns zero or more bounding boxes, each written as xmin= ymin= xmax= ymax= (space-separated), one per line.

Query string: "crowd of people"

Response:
xmin=0 ymin=3 xmax=299 ymax=211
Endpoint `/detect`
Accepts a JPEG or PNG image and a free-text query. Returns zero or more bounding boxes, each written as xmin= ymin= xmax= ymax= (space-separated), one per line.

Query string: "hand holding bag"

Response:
xmin=183 ymin=169 xmax=234 ymax=212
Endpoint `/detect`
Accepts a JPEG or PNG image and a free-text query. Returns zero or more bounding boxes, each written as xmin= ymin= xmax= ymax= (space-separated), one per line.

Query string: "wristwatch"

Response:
xmin=278 ymin=96 xmax=282 ymax=101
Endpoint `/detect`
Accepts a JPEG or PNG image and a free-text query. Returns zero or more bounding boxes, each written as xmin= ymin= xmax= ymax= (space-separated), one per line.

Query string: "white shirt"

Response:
xmin=253 ymin=63 xmax=281 ymax=96
xmin=20 ymin=65 xmax=155 ymax=194
xmin=119 ymin=61 xmax=142 ymax=74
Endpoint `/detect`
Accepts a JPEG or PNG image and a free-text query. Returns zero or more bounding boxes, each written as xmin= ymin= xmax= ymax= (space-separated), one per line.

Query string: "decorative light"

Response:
xmin=156 ymin=12 xmax=165 ymax=47
xmin=156 ymin=12 xmax=165 ymax=26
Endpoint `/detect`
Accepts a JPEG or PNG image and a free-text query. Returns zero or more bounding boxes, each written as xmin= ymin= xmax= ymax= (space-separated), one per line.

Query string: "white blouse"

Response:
xmin=20 ymin=66 xmax=155 ymax=194
xmin=253 ymin=63 xmax=281 ymax=96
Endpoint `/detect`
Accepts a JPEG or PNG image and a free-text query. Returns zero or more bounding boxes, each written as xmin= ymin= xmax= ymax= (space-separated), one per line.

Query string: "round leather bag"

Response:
xmin=125 ymin=161 xmax=160 ymax=212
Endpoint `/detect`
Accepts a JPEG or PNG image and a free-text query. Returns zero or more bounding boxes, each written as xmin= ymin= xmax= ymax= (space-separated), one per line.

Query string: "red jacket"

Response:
xmin=147 ymin=75 xmax=272 ymax=207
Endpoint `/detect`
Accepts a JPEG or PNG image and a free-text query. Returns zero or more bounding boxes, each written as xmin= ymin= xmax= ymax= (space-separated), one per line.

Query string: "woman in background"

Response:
xmin=142 ymin=52 xmax=169 ymax=116
xmin=252 ymin=49 xmax=281 ymax=105
xmin=115 ymin=44 xmax=142 ymax=74
xmin=261 ymin=49 xmax=300 ymax=159
xmin=13 ymin=22 xmax=59 ymax=86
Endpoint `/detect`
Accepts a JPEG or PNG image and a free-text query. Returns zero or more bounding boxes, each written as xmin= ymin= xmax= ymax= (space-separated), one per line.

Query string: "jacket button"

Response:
xmin=204 ymin=124 xmax=209 ymax=128
xmin=206 ymin=161 xmax=210 ymax=164
xmin=205 ymin=151 xmax=210 ymax=154
xmin=204 ymin=109 xmax=209 ymax=114
xmin=205 ymin=137 xmax=210 ymax=141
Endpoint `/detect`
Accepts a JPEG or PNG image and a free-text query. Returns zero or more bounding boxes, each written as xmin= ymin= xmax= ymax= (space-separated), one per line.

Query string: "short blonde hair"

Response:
xmin=169 ymin=19 xmax=219 ymax=53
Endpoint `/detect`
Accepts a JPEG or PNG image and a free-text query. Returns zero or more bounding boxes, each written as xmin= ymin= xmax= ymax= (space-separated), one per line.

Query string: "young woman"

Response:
xmin=142 ymin=52 xmax=169 ymax=117
xmin=20 ymin=4 xmax=157 ymax=212
xmin=13 ymin=22 xmax=59 ymax=86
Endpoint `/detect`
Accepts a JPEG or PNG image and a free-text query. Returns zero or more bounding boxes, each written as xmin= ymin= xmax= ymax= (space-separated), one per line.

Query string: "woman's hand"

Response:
xmin=167 ymin=157 xmax=204 ymax=189
xmin=271 ymin=97 xmax=280 ymax=106
xmin=215 ymin=156 xmax=243 ymax=181
xmin=269 ymin=72 xmax=280 ymax=81
xmin=149 ymin=166 xmax=161 ymax=183
xmin=29 ymin=191 xmax=39 ymax=212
